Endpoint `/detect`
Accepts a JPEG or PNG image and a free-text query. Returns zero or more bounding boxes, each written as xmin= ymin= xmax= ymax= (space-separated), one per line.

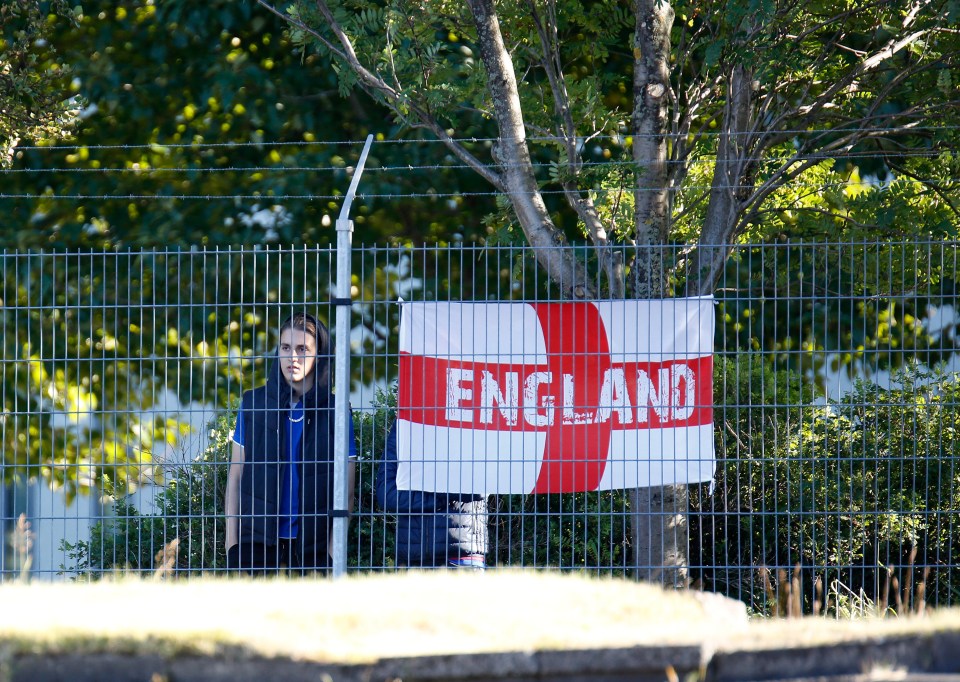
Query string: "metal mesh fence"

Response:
xmin=1 ymin=242 xmax=957 ymax=615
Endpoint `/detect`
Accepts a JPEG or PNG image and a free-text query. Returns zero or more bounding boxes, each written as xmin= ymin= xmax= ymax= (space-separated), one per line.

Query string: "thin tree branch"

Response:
xmin=523 ymin=0 xmax=621 ymax=294
xmin=255 ymin=0 xmax=505 ymax=189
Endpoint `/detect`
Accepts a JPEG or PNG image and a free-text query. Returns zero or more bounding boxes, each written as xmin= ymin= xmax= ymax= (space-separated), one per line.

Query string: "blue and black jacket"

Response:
xmin=236 ymin=353 xmax=335 ymax=566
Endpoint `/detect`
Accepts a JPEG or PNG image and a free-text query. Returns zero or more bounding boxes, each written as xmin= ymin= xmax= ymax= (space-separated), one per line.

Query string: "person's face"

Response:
xmin=278 ymin=327 xmax=317 ymax=387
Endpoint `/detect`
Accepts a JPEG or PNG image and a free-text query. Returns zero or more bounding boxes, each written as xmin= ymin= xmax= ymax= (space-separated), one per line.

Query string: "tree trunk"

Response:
xmin=467 ymin=0 xmax=592 ymax=299
xmin=629 ymin=0 xmax=688 ymax=587
xmin=630 ymin=486 xmax=689 ymax=585
xmin=687 ymin=64 xmax=753 ymax=297
xmin=631 ymin=0 xmax=674 ymax=294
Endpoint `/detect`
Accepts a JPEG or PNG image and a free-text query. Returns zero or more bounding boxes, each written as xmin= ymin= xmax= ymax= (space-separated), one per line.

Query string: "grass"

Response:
xmin=0 ymin=571 xmax=735 ymax=663
xmin=2 ymin=570 xmax=960 ymax=666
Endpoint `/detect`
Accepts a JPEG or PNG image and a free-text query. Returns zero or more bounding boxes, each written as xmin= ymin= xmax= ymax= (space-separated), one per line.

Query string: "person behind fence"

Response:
xmin=376 ymin=422 xmax=488 ymax=569
xmin=225 ymin=312 xmax=356 ymax=574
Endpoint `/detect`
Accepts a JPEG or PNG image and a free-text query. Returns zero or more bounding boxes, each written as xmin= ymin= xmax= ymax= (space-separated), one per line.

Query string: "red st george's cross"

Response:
xmin=397 ymin=299 xmax=716 ymax=494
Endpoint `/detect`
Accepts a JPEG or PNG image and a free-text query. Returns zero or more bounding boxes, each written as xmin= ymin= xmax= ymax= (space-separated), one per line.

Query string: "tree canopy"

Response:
xmin=270 ymin=0 xmax=960 ymax=296
xmin=0 ymin=0 xmax=82 ymax=166
xmin=3 ymin=0 xmax=496 ymax=250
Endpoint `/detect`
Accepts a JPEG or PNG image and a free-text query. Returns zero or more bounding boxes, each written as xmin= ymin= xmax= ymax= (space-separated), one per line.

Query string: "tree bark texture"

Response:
xmin=631 ymin=0 xmax=674 ymax=299
xmin=687 ymin=64 xmax=753 ymax=296
xmin=630 ymin=485 xmax=689 ymax=586
xmin=629 ymin=0 xmax=688 ymax=587
xmin=467 ymin=0 xmax=592 ymax=299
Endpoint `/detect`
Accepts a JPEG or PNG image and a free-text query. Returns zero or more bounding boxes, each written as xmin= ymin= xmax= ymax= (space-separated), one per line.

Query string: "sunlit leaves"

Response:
xmin=0 ymin=1 xmax=83 ymax=166
xmin=0 ymin=249 xmax=331 ymax=496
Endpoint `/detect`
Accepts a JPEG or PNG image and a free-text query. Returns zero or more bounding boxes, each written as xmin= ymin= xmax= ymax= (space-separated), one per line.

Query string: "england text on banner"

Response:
xmin=396 ymin=298 xmax=715 ymax=494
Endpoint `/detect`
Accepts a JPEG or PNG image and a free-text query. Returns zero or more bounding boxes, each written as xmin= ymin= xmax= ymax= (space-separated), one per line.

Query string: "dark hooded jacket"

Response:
xmin=236 ymin=352 xmax=335 ymax=565
xmin=375 ymin=423 xmax=488 ymax=566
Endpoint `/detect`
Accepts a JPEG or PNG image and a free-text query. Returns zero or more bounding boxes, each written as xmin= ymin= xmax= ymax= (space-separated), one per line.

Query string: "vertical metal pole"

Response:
xmin=332 ymin=134 xmax=373 ymax=578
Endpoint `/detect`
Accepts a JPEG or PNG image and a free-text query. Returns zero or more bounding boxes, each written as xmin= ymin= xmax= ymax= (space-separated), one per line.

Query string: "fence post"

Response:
xmin=332 ymin=134 xmax=374 ymax=579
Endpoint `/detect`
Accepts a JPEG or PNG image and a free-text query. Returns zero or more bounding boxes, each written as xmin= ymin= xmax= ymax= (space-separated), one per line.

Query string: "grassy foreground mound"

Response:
xmin=1 ymin=571 xmax=958 ymax=665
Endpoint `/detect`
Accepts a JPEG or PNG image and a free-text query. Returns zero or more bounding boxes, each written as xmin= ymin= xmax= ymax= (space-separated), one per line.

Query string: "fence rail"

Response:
xmin=2 ymin=242 xmax=958 ymax=616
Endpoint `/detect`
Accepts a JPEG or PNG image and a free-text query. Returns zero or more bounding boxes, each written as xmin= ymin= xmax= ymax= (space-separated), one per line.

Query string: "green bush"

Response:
xmin=349 ymin=390 xmax=398 ymax=570
xmin=691 ymin=354 xmax=816 ymax=606
xmin=61 ymin=410 xmax=234 ymax=577
xmin=779 ymin=364 xmax=960 ymax=612
xmin=696 ymin=359 xmax=960 ymax=614
xmin=490 ymin=490 xmax=633 ymax=573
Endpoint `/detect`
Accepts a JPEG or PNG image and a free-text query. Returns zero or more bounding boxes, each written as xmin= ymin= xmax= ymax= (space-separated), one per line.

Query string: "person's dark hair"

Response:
xmin=280 ymin=312 xmax=327 ymax=350
xmin=279 ymin=311 xmax=331 ymax=396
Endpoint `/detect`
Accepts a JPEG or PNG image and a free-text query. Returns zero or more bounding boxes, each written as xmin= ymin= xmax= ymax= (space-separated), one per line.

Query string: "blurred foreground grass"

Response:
xmin=1 ymin=571 xmax=958 ymax=664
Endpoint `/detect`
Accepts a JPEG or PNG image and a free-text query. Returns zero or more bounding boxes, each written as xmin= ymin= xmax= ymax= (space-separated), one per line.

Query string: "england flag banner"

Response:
xmin=396 ymin=298 xmax=715 ymax=494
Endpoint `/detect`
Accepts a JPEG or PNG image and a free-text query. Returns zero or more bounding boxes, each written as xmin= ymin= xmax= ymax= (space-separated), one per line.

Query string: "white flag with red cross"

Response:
xmin=396 ymin=298 xmax=715 ymax=494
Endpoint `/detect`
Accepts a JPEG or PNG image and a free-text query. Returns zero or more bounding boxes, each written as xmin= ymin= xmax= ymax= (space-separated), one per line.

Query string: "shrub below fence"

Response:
xmin=60 ymin=361 xmax=960 ymax=615
xmin=694 ymin=359 xmax=960 ymax=614
xmin=60 ymin=411 xmax=234 ymax=576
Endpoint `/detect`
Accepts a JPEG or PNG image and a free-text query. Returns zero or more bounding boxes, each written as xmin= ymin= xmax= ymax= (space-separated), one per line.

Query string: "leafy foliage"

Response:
xmin=278 ymin=0 xmax=960 ymax=301
xmin=0 ymin=1 xmax=82 ymax=166
xmin=0 ymin=249 xmax=341 ymax=499
xmin=714 ymin=240 xmax=960 ymax=386
xmin=781 ymin=365 xmax=960 ymax=612
xmin=60 ymin=409 xmax=235 ymax=576
xmin=692 ymin=354 xmax=816 ymax=603
xmin=695 ymin=359 xmax=960 ymax=614
xmin=349 ymin=390 xmax=399 ymax=569
xmin=4 ymin=0 xmax=495 ymax=250
xmin=491 ymin=489 xmax=632 ymax=573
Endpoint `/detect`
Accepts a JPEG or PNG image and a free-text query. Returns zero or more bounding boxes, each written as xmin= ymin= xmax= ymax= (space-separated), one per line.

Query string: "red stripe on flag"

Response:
xmin=617 ymin=355 xmax=714 ymax=429
xmin=399 ymin=354 xmax=537 ymax=428
xmin=530 ymin=303 xmax=613 ymax=493
xmin=398 ymin=354 xmax=714 ymax=430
